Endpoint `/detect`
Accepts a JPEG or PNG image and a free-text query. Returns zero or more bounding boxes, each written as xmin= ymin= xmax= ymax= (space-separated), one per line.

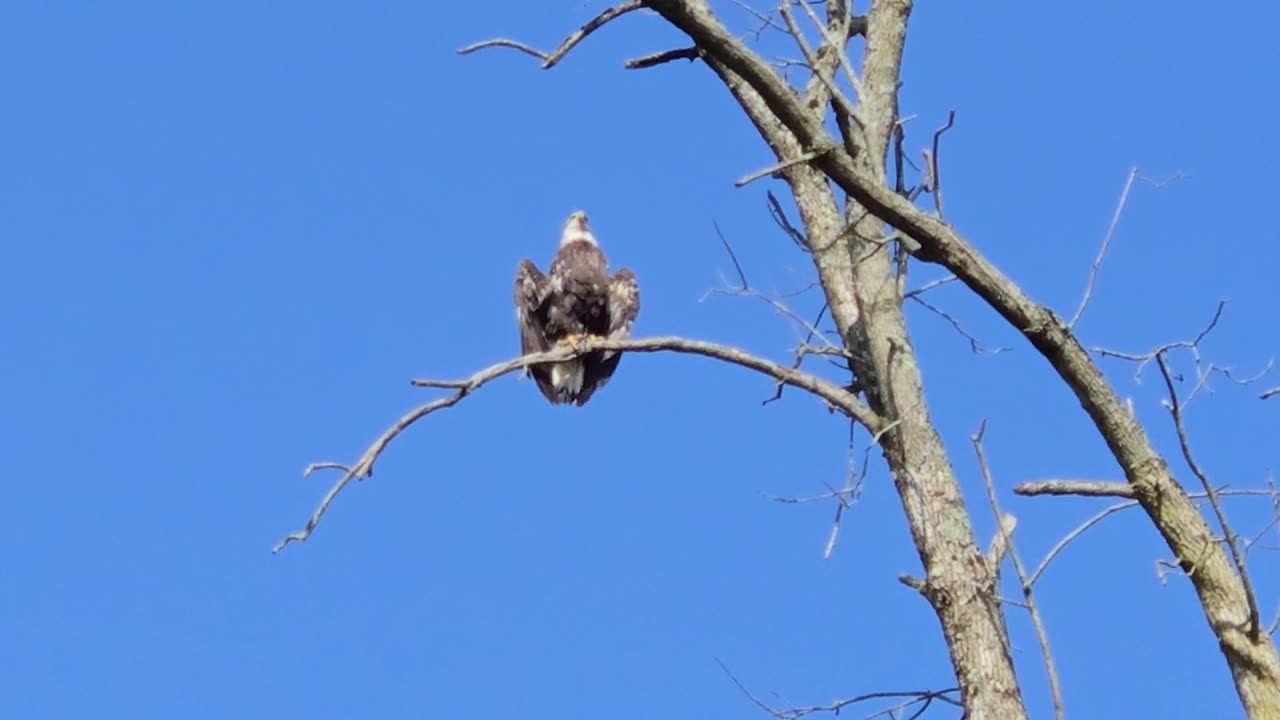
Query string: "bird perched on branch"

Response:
xmin=514 ymin=210 xmax=640 ymax=406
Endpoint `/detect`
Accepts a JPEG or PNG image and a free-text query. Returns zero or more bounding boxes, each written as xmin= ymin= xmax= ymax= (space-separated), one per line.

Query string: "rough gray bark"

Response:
xmin=642 ymin=0 xmax=1280 ymax=717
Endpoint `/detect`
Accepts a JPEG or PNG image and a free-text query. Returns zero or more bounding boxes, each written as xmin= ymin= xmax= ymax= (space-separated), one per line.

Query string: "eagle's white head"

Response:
xmin=560 ymin=210 xmax=598 ymax=247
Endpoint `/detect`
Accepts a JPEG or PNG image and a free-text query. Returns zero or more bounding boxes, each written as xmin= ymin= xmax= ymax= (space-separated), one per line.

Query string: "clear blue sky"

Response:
xmin=2 ymin=2 xmax=1276 ymax=718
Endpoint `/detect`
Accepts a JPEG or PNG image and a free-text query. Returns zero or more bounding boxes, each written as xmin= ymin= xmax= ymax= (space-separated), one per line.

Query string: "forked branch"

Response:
xmin=275 ymin=335 xmax=885 ymax=553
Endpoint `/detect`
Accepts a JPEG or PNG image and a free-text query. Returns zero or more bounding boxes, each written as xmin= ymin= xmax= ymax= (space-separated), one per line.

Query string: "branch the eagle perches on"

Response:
xmin=274 ymin=336 xmax=886 ymax=553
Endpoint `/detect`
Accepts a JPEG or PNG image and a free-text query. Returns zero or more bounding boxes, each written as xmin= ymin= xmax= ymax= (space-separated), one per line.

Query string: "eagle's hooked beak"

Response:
xmin=559 ymin=210 xmax=596 ymax=247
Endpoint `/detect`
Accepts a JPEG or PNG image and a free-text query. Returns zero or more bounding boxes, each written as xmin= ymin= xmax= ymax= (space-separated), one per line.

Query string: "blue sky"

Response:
xmin=1 ymin=2 xmax=1276 ymax=718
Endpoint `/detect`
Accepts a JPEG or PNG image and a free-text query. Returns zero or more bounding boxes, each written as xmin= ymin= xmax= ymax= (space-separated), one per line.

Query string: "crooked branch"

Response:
xmin=275 ymin=336 xmax=885 ymax=553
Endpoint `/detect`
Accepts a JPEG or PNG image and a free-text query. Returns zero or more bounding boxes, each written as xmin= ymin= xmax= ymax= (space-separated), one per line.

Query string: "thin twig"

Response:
xmin=715 ymin=657 xmax=960 ymax=720
xmin=823 ymin=420 xmax=858 ymax=559
xmin=1069 ymin=167 xmax=1138 ymax=328
xmin=1213 ymin=359 xmax=1273 ymax=386
xmin=276 ymin=336 xmax=885 ymax=552
xmin=903 ymin=275 xmax=957 ymax=298
xmin=302 ymin=462 xmax=356 ymax=480
xmin=928 ymin=111 xmax=956 ymax=218
xmin=767 ymin=190 xmax=810 ymax=251
xmin=728 ymin=0 xmax=787 ymax=37
xmin=736 ymin=145 xmax=835 ymax=188
xmin=1156 ymin=351 xmax=1262 ymax=640
xmin=1069 ymin=168 xmax=1186 ymax=329
xmin=1019 ymin=488 xmax=1278 ymax=587
xmin=794 ymin=0 xmax=865 ymax=102
xmin=971 ymin=420 xmax=1066 ymax=720
xmin=457 ymin=1 xmax=643 ymax=70
xmin=778 ymin=1 xmax=859 ymax=122
xmin=763 ymin=303 xmax=833 ymax=406
xmin=704 ymin=225 xmax=844 ymax=354
xmin=455 ymin=38 xmax=548 ymax=61
xmin=907 ymin=294 xmax=1010 ymax=354
xmin=1092 ymin=299 xmax=1227 ymax=382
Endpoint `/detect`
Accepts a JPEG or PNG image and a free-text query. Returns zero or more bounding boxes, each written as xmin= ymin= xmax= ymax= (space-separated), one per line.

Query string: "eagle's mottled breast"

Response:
xmin=513 ymin=210 xmax=640 ymax=406
xmin=545 ymin=239 xmax=610 ymax=341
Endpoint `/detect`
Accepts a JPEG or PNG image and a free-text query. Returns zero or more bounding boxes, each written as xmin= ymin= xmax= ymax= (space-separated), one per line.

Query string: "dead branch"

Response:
xmin=1156 ymin=351 xmax=1262 ymax=640
xmin=715 ymin=657 xmax=960 ymax=720
xmin=903 ymin=275 xmax=958 ymax=298
xmin=454 ymin=38 xmax=547 ymax=62
xmin=818 ymin=418 xmax=901 ymax=560
xmin=925 ymin=111 xmax=956 ymax=218
xmin=906 ymin=294 xmax=1010 ymax=355
xmin=971 ymin=421 xmax=1065 ymax=720
xmin=794 ymin=0 xmax=865 ymax=104
xmin=1016 ymin=488 xmax=1277 ymax=587
xmin=275 ymin=335 xmax=885 ymax=553
xmin=1092 ymin=299 xmax=1226 ymax=382
xmin=985 ymin=514 xmax=1018 ymax=571
xmin=457 ymin=1 xmax=642 ymax=70
xmin=736 ymin=145 xmax=836 ymax=188
xmin=766 ymin=190 xmax=810 ymax=251
xmin=624 ymin=46 xmax=699 ymax=69
xmin=1014 ymin=480 xmax=1136 ymax=498
xmin=1214 ymin=360 xmax=1274 ymax=386
xmin=1069 ymin=167 xmax=1138 ymax=329
xmin=1069 ymin=169 xmax=1186 ymax=329
xmin=705 ymin=224 xmax=844 ymax=356
xmin=727 ymin=0 xmax=787 ymax=38
xmin=762 ymin=303 xmax=835 ymax=406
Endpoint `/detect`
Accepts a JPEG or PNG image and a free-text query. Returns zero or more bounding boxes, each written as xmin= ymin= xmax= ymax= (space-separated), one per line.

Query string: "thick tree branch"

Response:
xmin=275 ymin=335 xmax=884 ymax=553
xmin=1015 ymin=480 xmax=1136 ymax=498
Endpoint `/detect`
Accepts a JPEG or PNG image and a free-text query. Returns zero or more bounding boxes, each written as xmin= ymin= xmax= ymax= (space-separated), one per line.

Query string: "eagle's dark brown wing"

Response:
xmin=574 ymin=267 xmax=640 ymax=406
xmin=514 ymin=258 xmax=560 ymax=404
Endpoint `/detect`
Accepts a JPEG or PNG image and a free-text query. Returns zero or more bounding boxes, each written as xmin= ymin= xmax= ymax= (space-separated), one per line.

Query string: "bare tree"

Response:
xmin=278 ymin=2 xmax=1280 ymax=718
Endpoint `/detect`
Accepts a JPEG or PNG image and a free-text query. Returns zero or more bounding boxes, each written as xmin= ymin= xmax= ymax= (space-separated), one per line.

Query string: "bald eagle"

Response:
xmin=514 ymin=211 xmax=640 ymax=406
